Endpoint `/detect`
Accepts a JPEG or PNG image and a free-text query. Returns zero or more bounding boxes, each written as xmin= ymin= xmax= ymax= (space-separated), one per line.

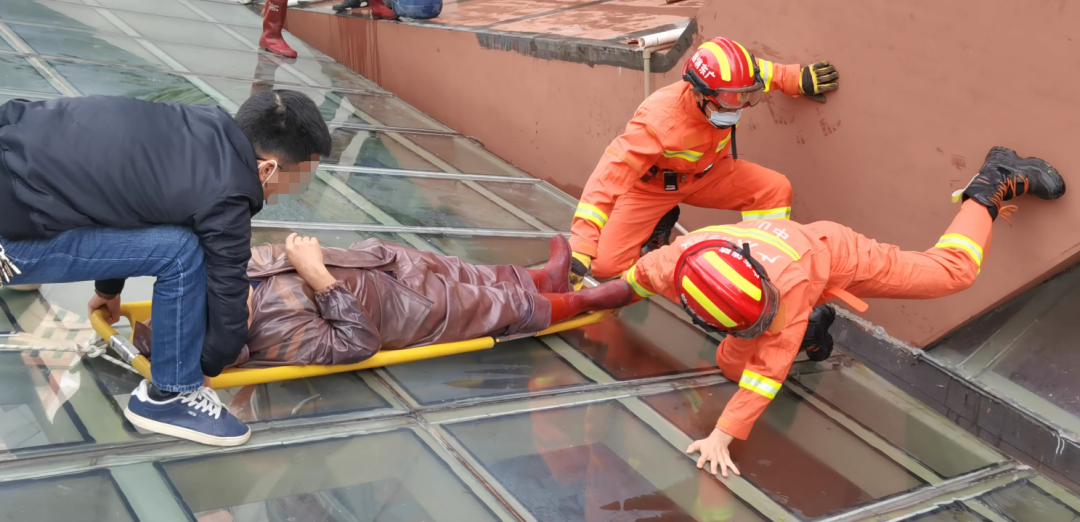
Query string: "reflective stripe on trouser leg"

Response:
xmin=624 ymin=265 xmax=655 ymax=298
xmin=934 ymin=233 xmax=984 ymax=273
xmin=574 ymin=202 xmax=609 ymax=228
xmin=741 ymin=207 xmax=791 ymax=220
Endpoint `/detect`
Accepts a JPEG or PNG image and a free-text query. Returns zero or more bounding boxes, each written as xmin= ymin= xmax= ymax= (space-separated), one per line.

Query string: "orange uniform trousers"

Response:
xmin=589 ymin=156 xmax=792 ymax=280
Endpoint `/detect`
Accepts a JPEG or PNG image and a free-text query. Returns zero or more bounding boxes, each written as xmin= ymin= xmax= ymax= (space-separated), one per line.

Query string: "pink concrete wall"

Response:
xmin=287 ymin=1 xmax=1080 ymax=346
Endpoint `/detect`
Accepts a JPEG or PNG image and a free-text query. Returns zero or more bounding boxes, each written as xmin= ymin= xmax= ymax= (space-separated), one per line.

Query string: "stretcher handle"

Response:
xmin=89 ymin=305 xmax=153 ymax=381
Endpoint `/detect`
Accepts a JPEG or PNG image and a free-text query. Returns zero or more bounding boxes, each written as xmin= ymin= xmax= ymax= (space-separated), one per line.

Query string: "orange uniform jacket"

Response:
xmin=621 ymin=205 xmax=988 ymax=440
xmin=570 ymin=59 xmax=802 ymax=259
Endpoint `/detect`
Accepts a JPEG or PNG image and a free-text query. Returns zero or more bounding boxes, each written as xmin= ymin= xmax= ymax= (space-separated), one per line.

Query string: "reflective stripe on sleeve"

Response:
xmin=740 ymin=370 xmax=781 ymax=399
xmin=574 ymin=202 xmax=609 ymax=228
xmin=741 ymin=207 xmax=791 ymax=220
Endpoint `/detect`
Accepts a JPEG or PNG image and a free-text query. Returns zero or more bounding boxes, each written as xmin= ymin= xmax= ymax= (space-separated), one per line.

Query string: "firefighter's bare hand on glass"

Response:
xmin=686 ymin=428 xmax=740 ymax=478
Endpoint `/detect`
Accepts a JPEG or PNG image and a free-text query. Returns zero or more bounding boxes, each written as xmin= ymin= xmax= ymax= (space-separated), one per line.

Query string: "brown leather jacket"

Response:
xmin=136 ymin=239 xmax=551 ymax=368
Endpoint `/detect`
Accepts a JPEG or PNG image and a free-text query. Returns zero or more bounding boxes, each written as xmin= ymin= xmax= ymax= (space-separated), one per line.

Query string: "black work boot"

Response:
xmin=800 ymin=304 xmax=836 ymax=362
xmin=641 ymin=205 xmax=681 ymax=255
xmin=958 ymin=147 xmax=1065 ymax=220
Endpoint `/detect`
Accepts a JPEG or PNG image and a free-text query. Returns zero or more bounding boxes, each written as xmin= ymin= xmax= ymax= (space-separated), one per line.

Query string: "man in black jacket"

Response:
xmin=0 ymin=91 xmax=331 ymax=446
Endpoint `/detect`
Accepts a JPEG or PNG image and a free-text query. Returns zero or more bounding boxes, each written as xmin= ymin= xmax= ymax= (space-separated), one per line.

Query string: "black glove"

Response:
xmin=799 ymin=60 xmax=839 ymax=103
xmin=800 ymin=304 xmax=836 ymax=362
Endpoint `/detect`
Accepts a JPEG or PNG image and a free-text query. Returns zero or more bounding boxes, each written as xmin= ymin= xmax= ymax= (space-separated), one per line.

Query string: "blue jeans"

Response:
xmin=1 ymin=227 xmax=206 ymax=392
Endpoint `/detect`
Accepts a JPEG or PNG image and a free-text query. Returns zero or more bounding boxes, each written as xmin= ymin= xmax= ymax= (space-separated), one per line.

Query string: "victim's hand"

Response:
xmin=686 ymin=427 xmax=740 ymax=478
xmin=285 ymin=233 xmax=325 ymax=272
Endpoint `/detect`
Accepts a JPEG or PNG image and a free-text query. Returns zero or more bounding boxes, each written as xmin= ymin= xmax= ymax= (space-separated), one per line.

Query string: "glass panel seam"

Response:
xmin=318 ymin=165 xmax=541 ymax=183
xmin=252 ymin=219 xmax=566 ymax=238
xmin=0 ymin=23 xmax=79 ymax=95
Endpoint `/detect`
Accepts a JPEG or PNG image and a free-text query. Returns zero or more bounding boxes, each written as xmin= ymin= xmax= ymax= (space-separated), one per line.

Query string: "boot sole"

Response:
xmin=986 ymin=150 xmax=1065 ymax=200
xmin=125 ymin=408 xmax=251 ymax=447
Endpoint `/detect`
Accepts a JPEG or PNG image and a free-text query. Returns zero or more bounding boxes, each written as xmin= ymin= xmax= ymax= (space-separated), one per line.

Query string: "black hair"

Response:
xmin=234 ymin=90 xmax=332 ymax=165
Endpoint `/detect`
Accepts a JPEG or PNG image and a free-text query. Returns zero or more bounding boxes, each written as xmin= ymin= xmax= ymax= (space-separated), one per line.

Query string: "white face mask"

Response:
xmin=707 ymin=108 xmax=742 ymax=128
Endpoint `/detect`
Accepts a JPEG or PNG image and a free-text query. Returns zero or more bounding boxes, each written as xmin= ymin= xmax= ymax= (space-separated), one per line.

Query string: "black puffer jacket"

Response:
xmin=0 ymin=96 xmax=263 ymax=376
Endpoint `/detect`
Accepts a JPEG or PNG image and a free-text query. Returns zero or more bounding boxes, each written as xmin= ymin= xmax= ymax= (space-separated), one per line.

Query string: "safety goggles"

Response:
xmin=684 ymin=56 xmax=766 ymax=110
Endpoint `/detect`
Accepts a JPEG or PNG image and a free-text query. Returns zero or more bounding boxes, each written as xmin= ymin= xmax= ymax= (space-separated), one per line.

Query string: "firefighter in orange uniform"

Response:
xmin=621 ymin=147 xmax=1065 ymax=476
xmin=570 ymin=36 xmax=840 ymax=285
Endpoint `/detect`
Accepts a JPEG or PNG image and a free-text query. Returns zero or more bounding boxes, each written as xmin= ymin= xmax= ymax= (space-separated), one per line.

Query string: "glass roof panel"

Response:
xmin=48 ymin=60 xmax=216 ymax=101
xmin=445 ymin=401 xmax=767 ymax=522
xmin=160 ymin=428 xmax=503 ymax=521
xmin=792 ymin=365 xmax=1002 ymax=478
xmin=0 ymin=0 xmax=120 ymax=33
xmin=384 ymin=337 xmax=590 ymax=406
xmin=256 ymin=174 xmax=381 ymax=225
xmin=477 ymin=181 xmax=574 ymax=230
xmin=905 ymin=503 xmax=989 ymax=522
xmin=324 ymin=129 xmax=441 ymax=171
xmin=87 ymin=0 xmax=243 ymax=24
xmin=335 ymin=172 xmax=537 ymax=230
xmin=0 ymin=54 xmax=59 ymax=94
xmin=558 ymin=299 xmax=720 ymax=380
xmin=403 ymin=132 xmax=528 ymax=176
xmin=0 ymin=470 xmax=137 ymax=521
xmin=642 ymin=383 xmax=926 ymax=519
xmin=977 ymin=480 xmax=1080 ymax=521
xmin=8 ymin=21 xmax=163 ymax=67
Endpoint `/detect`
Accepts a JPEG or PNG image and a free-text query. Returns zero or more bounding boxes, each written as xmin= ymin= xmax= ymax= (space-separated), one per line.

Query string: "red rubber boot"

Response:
xmin=527 ymin=235 xmax=571 ymax=294
xmin=259 ymin=0 xmax=297 ymax=58
xmin=541 ymin=280 xmax=633 ymax=324
xmin=368 ymin=0 xmax=399 ymax=20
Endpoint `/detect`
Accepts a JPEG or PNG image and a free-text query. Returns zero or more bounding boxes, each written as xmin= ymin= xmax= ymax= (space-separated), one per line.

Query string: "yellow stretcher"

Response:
xmin=90 ymin=302 xmax=610 ymax=389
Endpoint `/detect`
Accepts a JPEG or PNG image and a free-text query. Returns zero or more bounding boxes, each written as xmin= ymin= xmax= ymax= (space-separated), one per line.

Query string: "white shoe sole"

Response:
xmin=125 ymin=408 xmax=251 ymax=447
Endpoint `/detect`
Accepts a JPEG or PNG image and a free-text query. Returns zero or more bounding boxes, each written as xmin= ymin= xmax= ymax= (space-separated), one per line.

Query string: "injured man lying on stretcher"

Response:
xmin=133 ymin=234 xmax=632 ymax=368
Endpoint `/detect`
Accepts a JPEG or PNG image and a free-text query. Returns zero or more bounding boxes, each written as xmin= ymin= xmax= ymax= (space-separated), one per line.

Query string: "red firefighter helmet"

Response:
xmin=675 ymin=239 xmax=779 ymax=339
xmin=682 ymin=37 xmax=765 ymax=110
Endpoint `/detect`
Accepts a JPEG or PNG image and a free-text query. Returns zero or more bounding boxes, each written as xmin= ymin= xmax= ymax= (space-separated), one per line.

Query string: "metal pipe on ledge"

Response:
xmin=630 ymin=27 xmax=684 ymax=100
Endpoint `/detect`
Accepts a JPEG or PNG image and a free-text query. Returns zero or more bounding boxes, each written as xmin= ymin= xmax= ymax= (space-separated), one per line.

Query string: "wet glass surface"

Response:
xmin=978 ymin=480 xmax=1080 ymax=521
xmin=906 ymin=504 xmax=988 ymax=522
xmin=477 ymin=182 xmax=573 ymax=230
xmin=89 ymin=355 xmax=393 ymax=424
xmin=251 ymin=227 xmax=404 ymax=249
xmin=446 ymin=401 xmax=766 ymax=522
xmin=161 ymin=428 xmax=501 ymax=522
xmin=256 ymin=174 xmax=380 ymax=225
xmin=340 ymin=172 xmax=536 ymax=230
xmin=402 ymin=133 xmax=526 ymax=176
xmin=0 ymin=470 xmax=137 ymax=521
xmin=641 ymin=383 xmax=925 ymax=519
xmin=0 ymin=352 xmax=90 ymax=451
xmin=385 ymin=337 xmax=589 ymax=405
xmin=323 ymin=129 xmax=440 ymax=171
xmin=792 ymin=365 xmax=1001 ymax=478
xmin=558 ymin=299 xmax=719 ymax=380
xmin=423 ymin=235 xmax=554 ymax=266
xmin=0 ymin=0 xmax=120 ymax=34
xmin=0 ymin=54 xmax=58 ymax=94
xmin=10 ymin=21 xmax=167 ymax=67
xmin=49 ymin=60 xmax=216 ymax=102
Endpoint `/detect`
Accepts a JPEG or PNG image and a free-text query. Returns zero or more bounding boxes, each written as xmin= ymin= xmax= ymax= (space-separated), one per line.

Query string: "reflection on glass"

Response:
xmin=250 ymin=227 xmax=404 ymax=248
xmin=642 ymin=383 xmax=924 ymax=519
xmin=447 ymin=401 xmax=765 ymax=522
xmin=907 ymin=503 xmax=989 ymax=522
xmin=0 ymin=55 xmax=58 ymax=94
xmin=403 ymin=133 xmax=525 ymax=176
xmin=386 ymin=337 xmax=588 ymax=405
xmin=793 ymin=366 xmax=1000 ymax=478
xmin=185 ymin=0 xmax=264 ymax=27
xmin=0 ymin=470 xmax=136 ymax=521
xmin=0 ymin=0 xmax=119 ymax=35
xmin=559 ymin=300 xmax=718 ymax=380
xmin=223 ymin=25 xmax=335 ymax=63
xmin=89 ymin=357 xmax=391 ymax=427
xmin=110 ymin=10 xmax=256 ymax=50
xmin=424 ymin=235 xmax=553 ymax=266
xmin=90 ymin=0 xmax=213 ymax=21
xmin=478 ymin=182 xmax=573 ymax=230
xmin=0 ymin=352 xmax=89 ymax=451
xmin=257 ymin=175 xmax=379 ymax=225
xmin=978 ymin=480 xmax=1080 ymax=521
xmin=11 ymin=22 xmax=165 ymax=67
xmin=929 ymin=290 xmax=1036 ymax=367
xmin=49 ymin=60 xmax=215 ymax=103
xmin=335 ymin=92 xmax=447 ymax=130
xmin=341 ymin=172 xmax=534 ymax=230
xmin=324 ymin=129 xmax=437 ymax=170
xmin=162 ymin=429 xmax=500 ymax=522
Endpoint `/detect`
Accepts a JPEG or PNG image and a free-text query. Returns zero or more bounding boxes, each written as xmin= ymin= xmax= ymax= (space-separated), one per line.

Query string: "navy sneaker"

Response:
xmin=125 ymin=380 xmax=251 ymax=447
